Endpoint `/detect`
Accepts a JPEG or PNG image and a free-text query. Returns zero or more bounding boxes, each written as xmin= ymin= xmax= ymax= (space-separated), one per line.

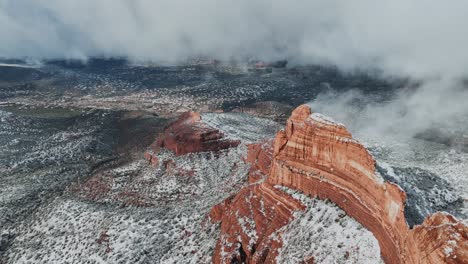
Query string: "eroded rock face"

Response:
xmin=268 ymin=104 xmax=467 ymax=264
xmin=408 ymin=213 xmax=468 ymax=264
xmin=150 ymin=111 xmax=240 ymax=156
xmin=210 ymin=182 xmax=305 ymax=264
xmin=245 ymin=140 xmax=274 ymax=184
xmin=268 ymin=104 xmax=408 ymax=264
xmin=211 ymin=104 xmax=467 ymax=264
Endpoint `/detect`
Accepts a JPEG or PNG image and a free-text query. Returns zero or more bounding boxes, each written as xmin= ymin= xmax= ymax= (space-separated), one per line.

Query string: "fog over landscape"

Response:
xmin=0 ymin=1 xmax=467 ymax=77
xmin=2 ymin=1 xmax=468 ymax=138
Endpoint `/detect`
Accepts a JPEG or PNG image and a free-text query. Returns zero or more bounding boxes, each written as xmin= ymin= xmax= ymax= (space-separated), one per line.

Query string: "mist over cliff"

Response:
xmin=310 ymin=79 xmax=468 ymax=144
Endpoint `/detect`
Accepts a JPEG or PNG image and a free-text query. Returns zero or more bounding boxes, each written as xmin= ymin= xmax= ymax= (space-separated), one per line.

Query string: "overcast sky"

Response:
xmin=1 ymin=1 xmax=467 ymax=79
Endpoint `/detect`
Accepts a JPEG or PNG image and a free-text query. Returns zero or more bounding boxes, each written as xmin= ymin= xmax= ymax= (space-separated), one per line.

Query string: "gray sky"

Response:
xmin=1 ymin=1 xmax=467 ymax=79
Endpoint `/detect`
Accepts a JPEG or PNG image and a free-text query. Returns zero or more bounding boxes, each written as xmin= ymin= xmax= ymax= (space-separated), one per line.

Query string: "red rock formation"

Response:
xmin=150 ymin=111 xmax=240 ymax=156
xmin=211 ymin=104 xmax=467 ymax=264
xmin=211 ymin=182 xmax=305 ymax=264
xmin=209 ymin=194 xmax=236 ymax=223
xmin=268 ymin=104 xmax=407 ymax=263
xmin=144 ymin=151 xmax=159 ymax=167
xmin=245 ymin=140 xmax=274 ymax=184
xmin=407 ymin=213 xmax=468 ymax=264
xmin=267 ymin=104 xmax=467 ymax=264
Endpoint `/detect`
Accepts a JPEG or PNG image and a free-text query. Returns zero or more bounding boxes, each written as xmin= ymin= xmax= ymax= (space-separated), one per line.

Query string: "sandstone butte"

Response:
xmin=209 ymin=105 xmax=468 ymax=264
xmin=144 ymin=111 xmax=240 ymax=166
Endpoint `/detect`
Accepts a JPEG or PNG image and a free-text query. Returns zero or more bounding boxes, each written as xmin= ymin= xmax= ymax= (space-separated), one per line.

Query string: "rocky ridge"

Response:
xmin=210 ymin=105 xmax=467 ymax=264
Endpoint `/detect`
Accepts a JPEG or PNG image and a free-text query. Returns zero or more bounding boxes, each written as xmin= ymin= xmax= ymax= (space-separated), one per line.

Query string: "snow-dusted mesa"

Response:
xmin=148 ymin=111 xmax=241 ymax=156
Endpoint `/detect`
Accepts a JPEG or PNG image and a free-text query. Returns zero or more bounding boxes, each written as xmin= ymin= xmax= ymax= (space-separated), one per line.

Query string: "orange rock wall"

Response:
xmin=211 ymin=105 xmax=467 ymax=264
xmin=267 ymin=105 xmax=467 ymax=264
xmin=407 ymin=213 xmax=468 ymax=264
xmin=211 ymin=182 xmax=305 ymax=264
xmin=245 ymin=140 xmax=274 ymax=184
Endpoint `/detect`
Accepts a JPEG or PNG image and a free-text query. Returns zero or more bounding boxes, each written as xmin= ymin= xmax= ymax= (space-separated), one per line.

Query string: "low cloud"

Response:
xmin=1 ymin=0 xmax=468 ymax=139
xmin=310 ymin=79 xmax=468 ymax=144
xmin=0 ymin=1 xmax=467 ymax=78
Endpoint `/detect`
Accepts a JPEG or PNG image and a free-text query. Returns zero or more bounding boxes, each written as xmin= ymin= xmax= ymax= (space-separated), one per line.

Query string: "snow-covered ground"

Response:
xmin=368 ymin=137 xmax=467 ymax=223
xmin=202 ymin=112 xmax=282 ymax=143
xmin=3 ymin=123 xmax=264 ymax=261
xmin=0 ymin=108 xmax=118 ymax=248
xmin=6 ymin=197 xmax=220 ymax=264
xmin=2 ymin=111 xmax=278 ymax=263
xmin=276 ymin=187 xmax=383 ymax=264
xmin=4 ymin=146 xmax=249 ymax=264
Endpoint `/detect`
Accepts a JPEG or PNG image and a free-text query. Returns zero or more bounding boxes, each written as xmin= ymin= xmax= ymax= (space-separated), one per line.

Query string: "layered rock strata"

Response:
xmin=267 ymin=105 xmax=467 ymax=263
xmin=211 ymin=105 xmax=467 ymax=264
xmin=147 ymin=111 xmax=240 ymax=157
xmin=210 ymin=182 xmax=305 ymax=263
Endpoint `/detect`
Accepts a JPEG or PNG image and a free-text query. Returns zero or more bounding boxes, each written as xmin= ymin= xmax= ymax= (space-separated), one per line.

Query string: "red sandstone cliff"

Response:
xmin=210 ymin=182 xmax=305 ymax=263
xmin=145 ymin=111 xmax=240 ymax=162
xmin=211 ymin=105 xmax=467 ymax=264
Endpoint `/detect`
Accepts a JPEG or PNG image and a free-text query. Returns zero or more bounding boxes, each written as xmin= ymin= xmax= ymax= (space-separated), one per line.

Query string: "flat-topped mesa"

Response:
xmin=147 ymin=111 xmax=240 ymax=157
xmin=268 ymin=104 xmax=467 ymax=264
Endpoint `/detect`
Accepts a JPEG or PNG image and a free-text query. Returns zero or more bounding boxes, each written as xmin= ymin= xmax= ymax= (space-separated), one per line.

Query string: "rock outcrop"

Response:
xmin=147 ymin=111 xmax=240 ymax=157
xmin=210 ymin=182 xmax=305 ymax=264
xmin=408 ymin=212 xmax=468 ymax=263
xmin=144 ymin=151 xmax=159 ymax=167
xmin=245 ymin=140 xmax=274 ymax=184
xmin=211 ymin=104 xmax=468 ymax=264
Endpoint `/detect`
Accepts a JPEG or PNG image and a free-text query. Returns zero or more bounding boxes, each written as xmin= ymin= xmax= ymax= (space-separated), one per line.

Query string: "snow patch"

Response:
xmin=275 ymin=186 xmax=383 ymax=264
xmin=310 ymin=113 xmax=344 ymax=127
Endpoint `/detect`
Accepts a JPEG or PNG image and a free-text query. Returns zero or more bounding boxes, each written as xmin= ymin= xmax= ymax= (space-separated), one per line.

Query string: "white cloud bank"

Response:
xmin=0 ymin=1 xmax=467 ymax=78
xmin=1 ymin=0 xmax=468 ymax=138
